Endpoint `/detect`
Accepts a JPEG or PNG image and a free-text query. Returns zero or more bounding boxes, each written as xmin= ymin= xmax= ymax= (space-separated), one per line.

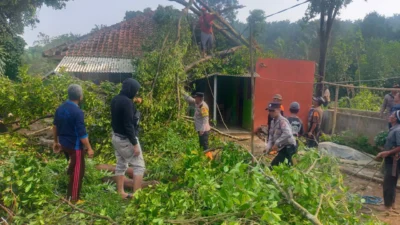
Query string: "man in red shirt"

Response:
xmin=199 ymin=7 xmax=216 ymax=57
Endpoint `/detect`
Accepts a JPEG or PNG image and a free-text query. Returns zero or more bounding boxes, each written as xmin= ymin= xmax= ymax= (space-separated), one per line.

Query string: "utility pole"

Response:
xmin=249 ymin=22 xmax=255 ymax=158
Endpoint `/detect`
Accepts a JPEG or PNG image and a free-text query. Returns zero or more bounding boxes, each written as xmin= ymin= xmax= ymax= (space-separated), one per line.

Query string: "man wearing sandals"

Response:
xmin=376 ymin=110 xmax=400 ymax=212
xmin=111 ymin=78 xmax=145 ymax=199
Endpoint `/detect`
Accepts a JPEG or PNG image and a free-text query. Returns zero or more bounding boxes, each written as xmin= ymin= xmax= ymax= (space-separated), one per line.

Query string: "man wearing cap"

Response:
xmin=198 ymin=7 xmax=217 ymax=57
xmin=380 ymin=84 xmax=400 ymax=120
xmin=307 ymin=97 xmax=325 ymax=148
xmin=267 ymin=94 xmax=285 ymax=148
xmin=183 ymin=92 xmax=212 ymax=156
xmin=287 ymin=102 xmax=304 ymax=138
xmin=265 ymin=102 xmax=297 ymax=167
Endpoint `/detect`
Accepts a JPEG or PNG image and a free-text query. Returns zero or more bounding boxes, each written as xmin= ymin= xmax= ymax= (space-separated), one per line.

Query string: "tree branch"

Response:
xmin=306 ymin=157 xmax=320 ymax=174
xmin=150 ymin=32 xmax=170 ymax=96
xmin=27 ymin=126 xmax=52 ymax=136
xmin=61 ymin=198 xmax=116 ymax=224
xmin=184 ymin=46 xmax=242 ymax=73
xmin=315 ymin=194 xmax=324 ymax=217
xmin=0 ymin=115 xmax=54 ymax=134
xmin=176 ymin=0 xmax=194 ymax=45
xmin=183 ymin=116 xmax=249 ymax=141
xmin=248 ymin=152 xmax=323 ymax=225
xmin=0 ymin=204 xmax=14 ymax=220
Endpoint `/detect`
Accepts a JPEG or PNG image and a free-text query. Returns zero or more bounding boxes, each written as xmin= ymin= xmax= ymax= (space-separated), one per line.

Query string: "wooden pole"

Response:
xmin=250 ymin=22 xmax=255 ymax=157
xmin=322 ymin=81 xmax=400 ymax=92
xmin=213 ymin=75 xmax=217 ymax=122
xmin=331 ymin=85 xmax=339 ymax=135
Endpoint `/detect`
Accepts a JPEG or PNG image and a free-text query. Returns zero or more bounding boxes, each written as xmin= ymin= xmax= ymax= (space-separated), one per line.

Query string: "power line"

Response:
xmin=329 ymin=76 xmax=400 ymax=84
xmin=265 ymin=0 xmax=310 ymax=19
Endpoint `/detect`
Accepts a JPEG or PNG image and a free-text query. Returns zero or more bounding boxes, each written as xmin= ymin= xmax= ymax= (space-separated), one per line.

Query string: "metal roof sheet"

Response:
xmin=55 ymin=57 xmax=134 ymax=73
xmin=192 ymin=73 xmax=260 ymax=82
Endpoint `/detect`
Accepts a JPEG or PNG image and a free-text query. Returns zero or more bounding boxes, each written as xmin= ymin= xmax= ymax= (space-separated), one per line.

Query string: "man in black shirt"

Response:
xmin=111 ymin=78 xmax=145 ymax=199
xmin=287 ymin=102 xmax=304 ymax=137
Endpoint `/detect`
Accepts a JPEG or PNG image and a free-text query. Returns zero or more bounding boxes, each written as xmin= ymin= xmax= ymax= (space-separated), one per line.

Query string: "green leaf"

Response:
xmin=25 ymin=183 xmax=32 ymax=193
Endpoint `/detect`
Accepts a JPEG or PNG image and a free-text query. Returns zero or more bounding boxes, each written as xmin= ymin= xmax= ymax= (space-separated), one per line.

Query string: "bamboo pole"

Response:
xmin=250 ymin=22 xmax=255 ymax=158
xmin=322 ymin=81 xmax=400 ymax=92
xmin=331 ymin=86 xmax=339 ymax=135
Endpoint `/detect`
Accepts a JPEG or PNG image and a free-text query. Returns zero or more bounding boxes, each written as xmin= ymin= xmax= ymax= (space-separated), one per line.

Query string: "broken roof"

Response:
xmin=43 ymin=13 xmax=156 ymax=59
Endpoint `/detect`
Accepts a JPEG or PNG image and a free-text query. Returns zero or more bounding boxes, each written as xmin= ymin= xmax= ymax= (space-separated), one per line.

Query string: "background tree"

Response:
xmin=0 ymin=0 xmax=71 ymax=79
xmin=247 ymin=9 xmax=267 ymax=38
xmin=202 ymin=0 xmax=241 ymax=22
xmin=0 ymin=0 xmax=71 ymax=35
xmin=0 ymin=45 xmax=6 ymax=76
xmin=304 ymin=0 xmax=357 ymax=96
xmin=124 ymin=8 xmax=152 ymax=20
xmin=361 ymin=12 xmax=392 ymax=40
xmin=23 ymin=33 xmax=80 ymax=75
xmin=90 ymin=24 xmax=108 ymax=33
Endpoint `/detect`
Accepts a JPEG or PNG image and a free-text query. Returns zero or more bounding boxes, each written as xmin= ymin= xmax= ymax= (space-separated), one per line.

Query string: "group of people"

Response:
xmin=53 ymin=78 xmax=145 ymax=202
xmin=52 ymin=77 xmax=331 ymax=203
xmin=183 ymin=90 xmax=327 ymax=168
xmin=263 ymin=94 xmax=326 ymax=167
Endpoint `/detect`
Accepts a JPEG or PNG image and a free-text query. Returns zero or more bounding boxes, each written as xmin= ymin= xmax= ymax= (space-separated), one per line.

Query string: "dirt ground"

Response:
xmin=228 ymin=134 xmax=399 ymax=224
xmin=344 ymin=174 xmax=400 ymax=225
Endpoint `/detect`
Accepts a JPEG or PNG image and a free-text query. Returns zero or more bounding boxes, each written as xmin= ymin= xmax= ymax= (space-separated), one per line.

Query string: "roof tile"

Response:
xmin=44 ymin=13 xmax=156 ymax=59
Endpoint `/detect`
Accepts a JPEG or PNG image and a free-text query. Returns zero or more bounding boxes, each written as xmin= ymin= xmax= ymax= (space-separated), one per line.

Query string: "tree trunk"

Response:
xmin=317 ymin=37 xmax=328 ymax=96
xmin=317 ymin=2 xmax=340 ymax=96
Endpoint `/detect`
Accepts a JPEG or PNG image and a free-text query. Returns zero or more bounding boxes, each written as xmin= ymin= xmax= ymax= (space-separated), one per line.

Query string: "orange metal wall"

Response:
xmin=254 ymin=58 xmax=315 ymax=131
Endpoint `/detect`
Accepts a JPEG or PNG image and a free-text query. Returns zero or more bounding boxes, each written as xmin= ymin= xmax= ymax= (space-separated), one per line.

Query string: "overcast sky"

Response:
xmin=23 ymin=0 xmax=400 ymax=46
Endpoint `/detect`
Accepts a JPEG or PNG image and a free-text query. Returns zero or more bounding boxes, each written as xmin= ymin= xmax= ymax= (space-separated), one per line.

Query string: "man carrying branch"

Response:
xmin=183 ymin=92 xmax=212 ymax=159
xmin=265 ymin=102 xmax=297 ymax=168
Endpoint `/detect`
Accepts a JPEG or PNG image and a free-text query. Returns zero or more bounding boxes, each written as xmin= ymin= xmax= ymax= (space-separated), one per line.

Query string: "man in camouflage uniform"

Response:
xmin=183 ymin=92 xmax=211 ymax=156
xmin=265 ymin=102 xmax=297 ymax=167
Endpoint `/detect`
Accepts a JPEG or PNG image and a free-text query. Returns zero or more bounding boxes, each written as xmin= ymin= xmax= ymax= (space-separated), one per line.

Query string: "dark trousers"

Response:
xmin=199 ymin=131 xmax=209 ymax=151
xmin=383 ymin=158 xmax=400 ymax=207
xmin=307 ymin=132 xmax=320 ymax=148
xmin=271 ymin=145 xmax=296 ymax=168
xmin=63 ymin=147 xmax=85 ymax=201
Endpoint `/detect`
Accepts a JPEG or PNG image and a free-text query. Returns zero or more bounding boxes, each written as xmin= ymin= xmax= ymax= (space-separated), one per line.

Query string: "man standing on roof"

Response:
xmin=265 ymin=102 xmax=297 ymax=167
xmin=199 ymin=7 xmax=217 ymax=57
xmin=53 ymin=84 xmax=94 ymax=203
xmin=307 ymin=97 xmax=324 ymax=148
xmin=183 ymin=92 xmax=212 ymax=159
xmin=381 ymin=84 xmax=400 ymax=120
xmin=111 ymin=78 xmax=146 ymax=199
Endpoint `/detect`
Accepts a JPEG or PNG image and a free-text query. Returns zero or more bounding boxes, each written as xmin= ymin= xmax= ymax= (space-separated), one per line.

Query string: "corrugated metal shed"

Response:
xmin=55 ymin=57 xmax=134 ymax=73
xmin=192 ymin=73 xmax=260 ymax=81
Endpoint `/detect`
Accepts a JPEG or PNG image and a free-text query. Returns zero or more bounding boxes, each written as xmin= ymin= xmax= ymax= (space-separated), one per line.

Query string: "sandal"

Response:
xmin=123 ymin=193 xmax=133 ymax=200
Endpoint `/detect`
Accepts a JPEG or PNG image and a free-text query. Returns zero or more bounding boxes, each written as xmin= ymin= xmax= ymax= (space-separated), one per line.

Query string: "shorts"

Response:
xmin=112 ymin=134 xmax=146 ymax=176
xmin=201 ymin=32 xmax=213 ymax=51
